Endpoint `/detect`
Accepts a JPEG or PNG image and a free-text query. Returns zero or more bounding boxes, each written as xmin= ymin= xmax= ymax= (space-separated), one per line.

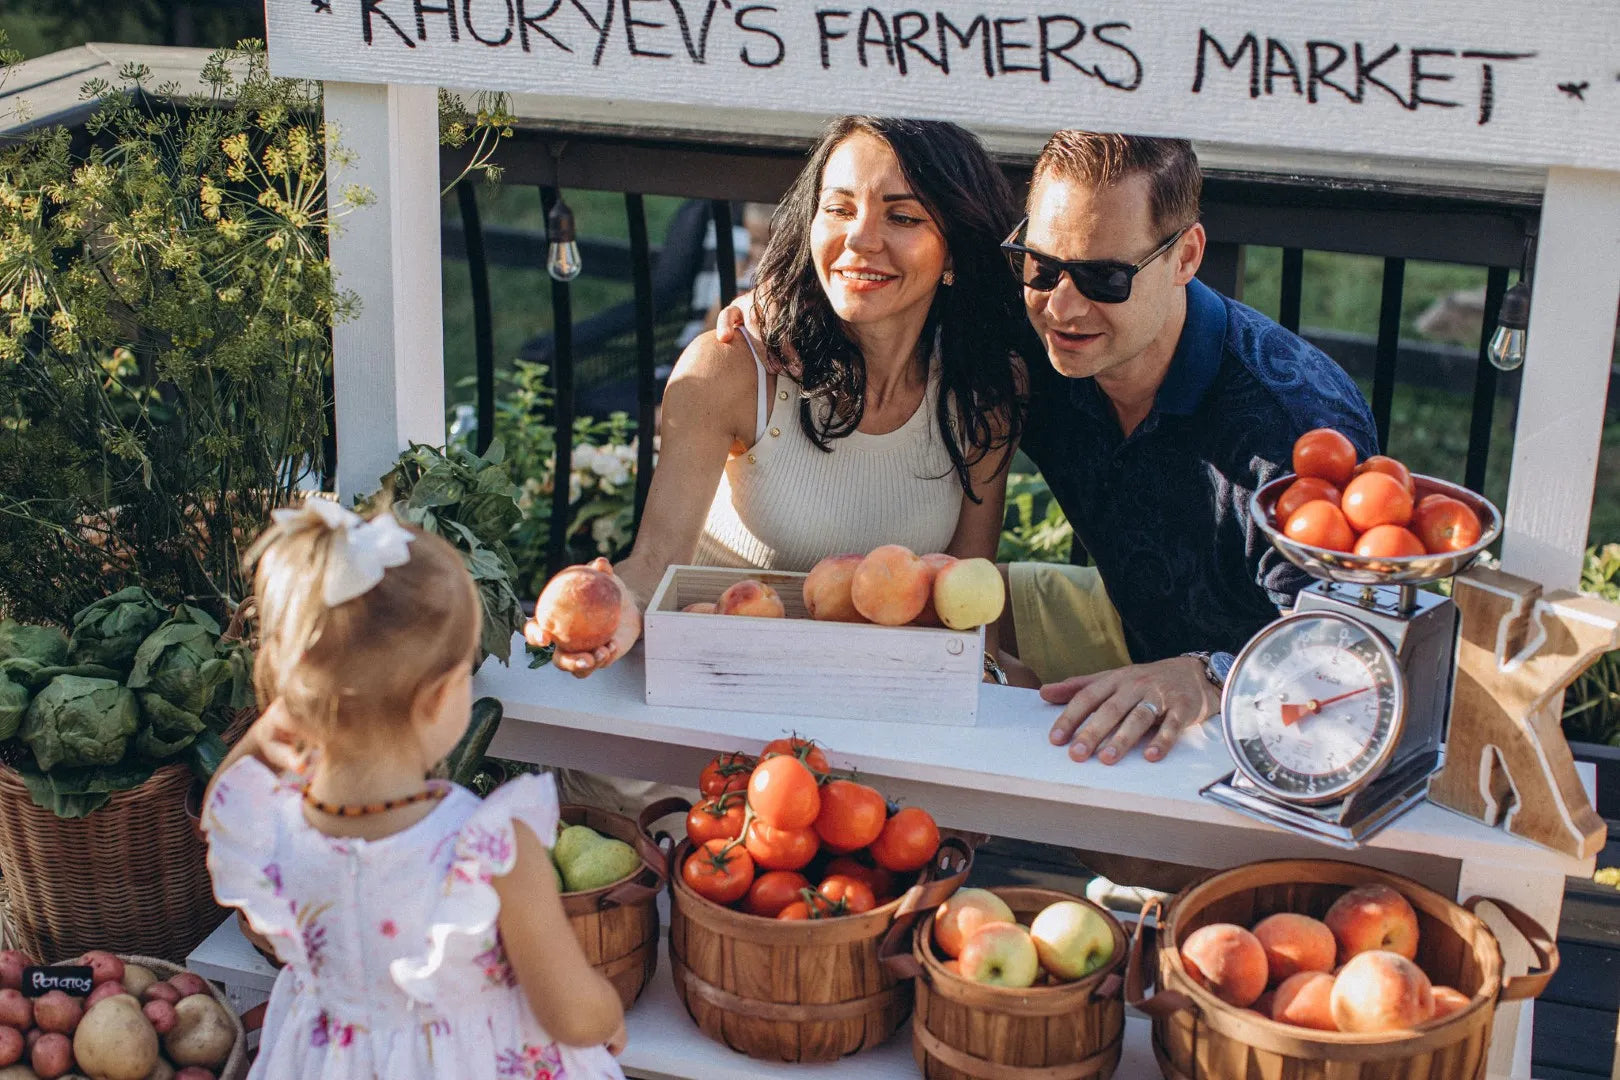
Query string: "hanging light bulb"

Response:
xmin=1488 ymin=278 xmax=1530 ymax=371
xmin=546 ymin=197 xmax=582 ymax=282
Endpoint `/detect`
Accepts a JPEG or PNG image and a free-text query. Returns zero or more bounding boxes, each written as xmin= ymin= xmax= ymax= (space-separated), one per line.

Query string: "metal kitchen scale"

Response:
xmin=1202 ymin=474 xmax=1502 ymax=849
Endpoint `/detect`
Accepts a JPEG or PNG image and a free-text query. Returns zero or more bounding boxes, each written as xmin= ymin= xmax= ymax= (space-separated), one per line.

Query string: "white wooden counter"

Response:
xmin=474 ymin=643 xmax=1598 ymax=1080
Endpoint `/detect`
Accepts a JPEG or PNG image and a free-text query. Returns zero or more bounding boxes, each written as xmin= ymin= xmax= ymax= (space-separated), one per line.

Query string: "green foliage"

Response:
xmin=20 ymin=674 xmax=140 ymax=772
xmin=998 ymin=473 xmax=1074 ymax=564
xmin=368 ymin=441 xmax=527 ymax=666
xmin=0 ymin=43 xmax=353 ymax=626
xmin=1564 ymin=544 xmax=1620 ymax=747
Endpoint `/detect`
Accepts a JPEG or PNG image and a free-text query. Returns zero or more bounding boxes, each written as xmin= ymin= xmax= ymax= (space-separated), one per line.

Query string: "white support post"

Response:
xmin=322 ymin=81 xmax=444 ymax=503
xmin=1500 ymin=166 xmax=1620 ymax=589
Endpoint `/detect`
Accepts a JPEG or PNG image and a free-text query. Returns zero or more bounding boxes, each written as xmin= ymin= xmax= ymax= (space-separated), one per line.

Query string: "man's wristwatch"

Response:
xmin=1182 ymin=650 xmax=1235 ymax=691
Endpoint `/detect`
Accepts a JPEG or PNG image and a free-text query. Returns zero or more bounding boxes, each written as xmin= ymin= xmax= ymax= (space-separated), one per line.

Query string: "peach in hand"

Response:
xmin=716 ymin=579 xmax=785 ymax=618
xmin=1252 ymin=912 xmax=1337 ymax=984
xmin=1324 ymin=883 xmax=1419 ymax=963
xmin=1180 ymin=923 xmax=1268 ymax=1008
xmin=1329 ymin=950 xmax=1434 ymax=1033
xmin=1271 ymin=971 xmax=1338 ymax=1030
xmin=531 ymin=561 xmax=622 ymax=652
xmin=850 ymin=545 xmax=931 ymax=626
xmin=803 ymin=554 xmax=867 ymax=623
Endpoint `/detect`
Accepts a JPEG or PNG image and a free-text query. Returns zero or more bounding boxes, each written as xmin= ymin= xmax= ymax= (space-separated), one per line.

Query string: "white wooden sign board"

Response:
xmin=266 ymin=0 xmax=1620 ymax=171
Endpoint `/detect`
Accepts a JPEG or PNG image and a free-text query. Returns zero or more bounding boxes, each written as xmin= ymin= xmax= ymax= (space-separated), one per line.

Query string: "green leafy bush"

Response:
xmin=1565 ymin=543 xmax=1620 ymax=747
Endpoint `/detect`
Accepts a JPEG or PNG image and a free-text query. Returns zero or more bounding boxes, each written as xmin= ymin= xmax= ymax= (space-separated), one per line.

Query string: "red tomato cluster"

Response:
xmin=680 ymin=737 xmax=941 ymax=920
xmin=1273 ymin=430 xmax=1484 ymax=558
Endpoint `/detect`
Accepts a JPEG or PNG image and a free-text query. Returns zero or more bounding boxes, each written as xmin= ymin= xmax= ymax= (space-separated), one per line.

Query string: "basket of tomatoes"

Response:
xmin=1255 ymin=430 xmax=1502 ymax=585
xmin=670 ymin=737 xmax=971 ymax=1063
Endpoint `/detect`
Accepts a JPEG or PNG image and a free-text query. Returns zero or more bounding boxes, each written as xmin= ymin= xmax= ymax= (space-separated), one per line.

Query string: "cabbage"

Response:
xmin=0 ymin=620 xmax=69 ymax=667
xmin=20 ymin=675 xmax=140 ymax=772
xmin=127 ymin=605 xmax=231 ymax=716
xmin=67 ymin=588 xmax=167 ymax=672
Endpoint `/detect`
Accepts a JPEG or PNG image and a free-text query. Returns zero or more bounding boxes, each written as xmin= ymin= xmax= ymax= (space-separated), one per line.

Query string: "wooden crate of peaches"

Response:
xmin=0 ymin=949 xmax=243 ymax=1080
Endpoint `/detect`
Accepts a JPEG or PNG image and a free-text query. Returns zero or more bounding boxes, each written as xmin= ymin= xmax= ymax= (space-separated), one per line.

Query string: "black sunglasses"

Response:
xmin=1001 ymin=219 xmax=1190 ymax=304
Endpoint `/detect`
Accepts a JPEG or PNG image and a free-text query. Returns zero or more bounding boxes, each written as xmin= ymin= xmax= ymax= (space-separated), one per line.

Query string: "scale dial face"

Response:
xmin=1221 ymin=611 xmax=1407 ymax=805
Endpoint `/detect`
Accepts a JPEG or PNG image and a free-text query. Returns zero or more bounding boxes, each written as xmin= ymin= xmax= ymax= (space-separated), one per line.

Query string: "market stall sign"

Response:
xmin=22 ymin=966 xmax=92 ymax=997
xmin=263 ymin=0 xmax=1620 ymax=172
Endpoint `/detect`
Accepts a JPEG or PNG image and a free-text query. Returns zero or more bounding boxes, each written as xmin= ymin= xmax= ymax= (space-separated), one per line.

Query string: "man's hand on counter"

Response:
xmin=1041 ymin=656 xmax=1221 ymax=765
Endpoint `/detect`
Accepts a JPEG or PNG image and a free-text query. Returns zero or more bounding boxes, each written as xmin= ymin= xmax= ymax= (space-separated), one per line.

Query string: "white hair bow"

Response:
xmin=266 ymin=498 xmax=415 ymax=607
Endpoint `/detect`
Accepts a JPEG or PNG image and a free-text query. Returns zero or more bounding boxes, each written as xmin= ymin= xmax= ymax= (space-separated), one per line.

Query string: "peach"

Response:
xmin=681 ymin=601 xmax=717 ymax=614
xmin=532 ymin=561 xmax=621 ymax=652
xmin=911 ymin=553 xmax=956 ymax=626
xmin=1271 ymin=971 xmax=1338 ymax=1030
xmin=1429 ymin=985 xmax=1472 ymax=1022
xmin=931 ymin=556 xmax=1006 ymax=630
xmin=1180 ymin=923 xmax=1268 ymax=1008
xmin=850 ymin=545 xmax=931 ymax=626
xmin=1329 ymin=950 xmax=1434 ymax=1033
xmin=716 ymin=579 xmax=785 ymax=618
xmin=1252 ymin=912 xmax=1337 ymax=984
xmin=1251 ymin=990 xmax=1275 ymax=1019
xmin=933 ymin=888 xmax=1016 ymax=959
xmin=803 ymin=554 xmax=867 ymax=623
xmin=1324 ymin=884 xmax=1419 ymax=963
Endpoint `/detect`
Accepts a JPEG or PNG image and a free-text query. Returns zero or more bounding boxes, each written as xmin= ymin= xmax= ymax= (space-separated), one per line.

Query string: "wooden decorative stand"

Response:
xmin=1430 ymin=567 xmax=1620 ymax=858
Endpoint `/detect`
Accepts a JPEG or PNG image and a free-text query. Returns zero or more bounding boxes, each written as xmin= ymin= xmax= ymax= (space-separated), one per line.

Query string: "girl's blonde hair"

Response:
xmin=246 ymin=506 xmax=480 ymax=740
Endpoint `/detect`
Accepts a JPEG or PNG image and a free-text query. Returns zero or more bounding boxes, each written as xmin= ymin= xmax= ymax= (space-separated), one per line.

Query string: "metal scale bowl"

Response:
xmin=1201 ymin=474 xmax=1502 ymax=848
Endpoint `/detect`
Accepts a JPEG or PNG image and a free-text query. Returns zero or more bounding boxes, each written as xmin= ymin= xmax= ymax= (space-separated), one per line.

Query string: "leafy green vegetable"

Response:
xmin=128 ymin=604 xmax=233 ymax=716
xmin=67 ymin=588 xmax=168 ymax=672
xmin=133 ymin=693 xmax=208 ymax=761
xmin=20 ymin=675 xmax=140 ymax=772
xmin=438 ymin=697 xmax=504 ymax=789
xmin=16 ymin=760 xmax=158 ymax=819
xmin=184 ymin=730 xmax=231 ymax=784
xmin=0 ymin=659 xmax=120 ymax=691
xmin=0 ymin=620 xmax=69 ymax=667
xmin=0 ymin=671 xmax=29 ymax=741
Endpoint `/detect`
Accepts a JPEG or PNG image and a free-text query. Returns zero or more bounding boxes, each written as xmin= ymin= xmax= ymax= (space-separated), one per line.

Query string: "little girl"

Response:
xmin=203 ymin=498 xmax=626 ymax=1079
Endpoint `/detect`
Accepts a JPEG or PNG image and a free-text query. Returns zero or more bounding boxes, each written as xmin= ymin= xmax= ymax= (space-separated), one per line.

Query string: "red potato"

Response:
xmin=144 ymin=1000 xmax=178 ymax=1035
xmin=0 ymin=989 xmax=30 ymax=1029
xmin=31 ymin=1031 xmax=73 ymax=1078
xmin=0 ymin=952 xmax=29 ymax=992
xmin=24 ymin=1028 xmax=42 ymax=1053
xmin=176 ymin=1070 xmax=217 ymax=1080
xmin=0 ymin=1025 xmax=21 ymax=1066
xmin=141 ymin=982 xmax=180 ymax=1006
xmin=86 ymin=980 xmax=125 ymax=1008
xmin=166 ymin=974 xmax=210 ymax=1000
xmin=77 ymin=951 xmax=124 ymax=987
xmin=33 ymin=991 xmax=83 ymax=1034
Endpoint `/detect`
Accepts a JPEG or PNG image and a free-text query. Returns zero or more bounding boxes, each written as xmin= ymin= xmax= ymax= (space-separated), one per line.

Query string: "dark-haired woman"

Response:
xmin=539 ymin=117 xmax=1034 ymax=700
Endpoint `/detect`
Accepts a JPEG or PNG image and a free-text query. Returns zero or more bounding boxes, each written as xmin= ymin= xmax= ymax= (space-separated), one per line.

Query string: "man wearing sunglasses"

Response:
xmin=999 ymin=130 xmax=1377 ymax=769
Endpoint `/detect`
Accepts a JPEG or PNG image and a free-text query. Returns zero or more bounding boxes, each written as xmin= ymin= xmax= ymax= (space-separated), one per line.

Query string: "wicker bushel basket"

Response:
xmin=0 ymin=710 xmax=251 ymax=963
xmin=668 ymin=835 xmax=972 ymax=1063
xmin=1127 ymin=859 xmax=1558 ymax=1080
xmin=556 ymin=797 xmax=679 ymax=1013
xmin=896 ymin=886 xmax=1127 ymax=1080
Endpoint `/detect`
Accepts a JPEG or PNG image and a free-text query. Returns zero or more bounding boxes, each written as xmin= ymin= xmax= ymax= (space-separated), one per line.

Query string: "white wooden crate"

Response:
xmin=643 ymin=565 xmax=983 ymax=726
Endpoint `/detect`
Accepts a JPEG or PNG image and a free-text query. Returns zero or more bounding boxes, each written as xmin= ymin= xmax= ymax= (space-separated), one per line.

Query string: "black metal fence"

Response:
xmin=439 ymin=127 xmax=1542 ymax=577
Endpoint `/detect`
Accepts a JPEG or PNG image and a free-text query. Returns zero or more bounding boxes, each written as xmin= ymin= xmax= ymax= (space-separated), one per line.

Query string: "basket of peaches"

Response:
xmin=1256 ymin=429 xmax=1502 ymax=585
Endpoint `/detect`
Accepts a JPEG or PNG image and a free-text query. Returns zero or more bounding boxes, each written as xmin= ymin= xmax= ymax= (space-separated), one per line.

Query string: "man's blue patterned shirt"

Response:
xmin=1022 ymin=277 xmax=1379 ymax=663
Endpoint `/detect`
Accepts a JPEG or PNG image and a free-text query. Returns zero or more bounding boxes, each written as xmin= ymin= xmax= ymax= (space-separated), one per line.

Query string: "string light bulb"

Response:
xmin=546 ymin=197 xmax=582 ymax=282
xmin=1487 ymin=278 xmax=1530 ymax=372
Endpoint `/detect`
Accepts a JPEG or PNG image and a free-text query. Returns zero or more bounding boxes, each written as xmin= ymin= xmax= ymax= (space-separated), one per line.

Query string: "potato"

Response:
xmin=173 ymin=1071 xmax=213 ymax=1080
xmin=72 ymin=996 xmax=156 ymax=1080
xmin=160 ymin=998 xmax=232 ymax=1070
xmin=143 ymin=1062 xmax=174 ymax=1080
xmin=24 ymin=1030 xmax=40 ymax=1054
xmin=0 ymin=991 xmax=31 ymax=1030
xmin=0 ymin=1066 xmax=37 ymax=1080
xmin=75 ymin=956 xmax=122 ymax=990
xmin=136 ymin=986 xmax=176 ymax=1008
xmin=140 ymin=1003 xmax=174 ymax=1037
xmin=162 ymin=977 xmax=207 ymax=1002
xmin=30 ymin=1032 xmax=72 ymax=1079
xmin=0 ymin=1027 xmax=20 ymax=1067
xmin=0 ymin=953 xmax=28 ymax=994
xmin=116 ymin=968 xmax=155 ymax=1003
xmin=33 ymin=993 xmax=81 ymax=1036
xmin=83 ymin=984 xmax=123 ymax=1010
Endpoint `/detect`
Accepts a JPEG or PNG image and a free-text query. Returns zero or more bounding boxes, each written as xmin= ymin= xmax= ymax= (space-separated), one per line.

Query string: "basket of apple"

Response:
xmin=1129 ymin=859 xmax=1556 ymax=1080
xmin=897 ymin=886 xmax=1127 ymax=1080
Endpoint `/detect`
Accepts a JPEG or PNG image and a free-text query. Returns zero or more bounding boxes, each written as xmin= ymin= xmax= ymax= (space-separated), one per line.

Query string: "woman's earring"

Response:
xmin=942 ymin=270 xmax=955 ymax=286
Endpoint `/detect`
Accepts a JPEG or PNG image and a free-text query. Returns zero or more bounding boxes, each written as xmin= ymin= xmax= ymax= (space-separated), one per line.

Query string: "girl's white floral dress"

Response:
xmin=204 ymin=759 xmax=624 ymax=1080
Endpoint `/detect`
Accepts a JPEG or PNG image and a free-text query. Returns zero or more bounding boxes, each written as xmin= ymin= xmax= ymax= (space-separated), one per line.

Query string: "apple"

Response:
xmin=933 ymin=888 xmax=1016 ymax=959
xmin=931 ymin=557 xmax=1006 ymax=630
xmin=958 ymin=922 xmax=1041 ymax=988
xmin=1029 ymin=900 xmax=1115 ymax=980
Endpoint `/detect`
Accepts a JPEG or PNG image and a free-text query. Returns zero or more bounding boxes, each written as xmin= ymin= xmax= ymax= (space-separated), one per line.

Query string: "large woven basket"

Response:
xmin=0 ymin=711 xmax=252 ymax=963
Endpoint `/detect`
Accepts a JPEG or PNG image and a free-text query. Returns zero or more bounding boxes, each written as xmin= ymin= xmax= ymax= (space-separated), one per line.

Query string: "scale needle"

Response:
xmin=1280 ymin=686 xmax=1372 ymax=726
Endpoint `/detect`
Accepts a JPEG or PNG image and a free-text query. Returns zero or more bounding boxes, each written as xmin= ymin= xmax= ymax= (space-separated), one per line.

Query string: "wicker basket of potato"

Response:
xmin=0 ymin=951 xmax=248 ymax=1080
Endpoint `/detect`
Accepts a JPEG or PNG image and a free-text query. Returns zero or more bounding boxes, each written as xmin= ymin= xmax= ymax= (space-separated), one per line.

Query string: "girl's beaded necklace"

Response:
xmin=301 ymin=779 xmax=450 ymax=818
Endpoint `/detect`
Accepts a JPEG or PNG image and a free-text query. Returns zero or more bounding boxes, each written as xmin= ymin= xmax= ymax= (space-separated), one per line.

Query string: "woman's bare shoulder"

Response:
xmin=670 ymin=329 xmax=764 ymax=387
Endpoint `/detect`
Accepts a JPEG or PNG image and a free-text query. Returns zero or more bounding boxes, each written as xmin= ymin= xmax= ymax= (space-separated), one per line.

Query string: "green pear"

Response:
xmin=551 ymin=824 xmax=600 ymax=869
xmin=560 ymin=836 xmax=641 ymax=893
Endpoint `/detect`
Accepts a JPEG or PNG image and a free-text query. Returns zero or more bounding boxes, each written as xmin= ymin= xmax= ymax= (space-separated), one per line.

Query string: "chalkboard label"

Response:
xmin=23 ymin=966 xmax=92 ymax=997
